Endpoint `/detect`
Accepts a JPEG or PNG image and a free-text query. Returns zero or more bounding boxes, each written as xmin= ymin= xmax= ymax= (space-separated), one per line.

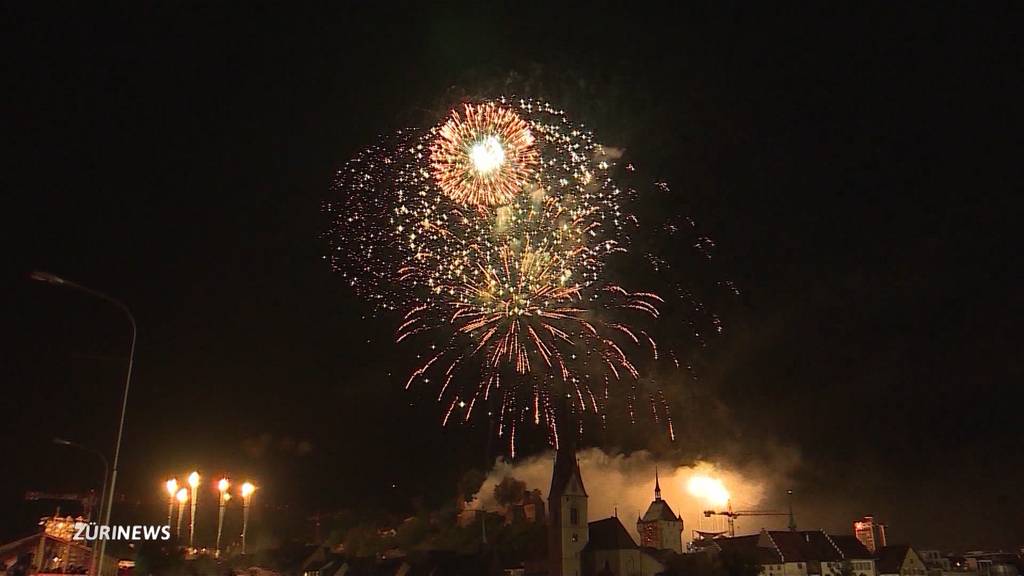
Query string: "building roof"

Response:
xmin=715 ymin=534 xmax=783 ymax=565
xmin=766 ymin=531 xmax=807 ymax=562
xmin=639 ymin=469 xmax=680 ymax=523
xmin=876 ymin=545 xmax=913 ymax=574
xmin=798 ymin=531 xmax=845 ymax=562
xmin=587 ymin=517 xmax=638 ymax=551
xmin=641 ymin=546 xmax=680 ymax=565
xmin=829 ymin=535 xmax=875 ymax=560
xmin=766 ymin=531 xmax=844 ymax=563
xmin=714 ymin=531 xmax=863 ymax=566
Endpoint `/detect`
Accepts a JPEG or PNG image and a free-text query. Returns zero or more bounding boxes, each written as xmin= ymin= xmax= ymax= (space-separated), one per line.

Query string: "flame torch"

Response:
xmin=187 ymin=471 xmax=199 ymax=549
xmin=165 ymin=478 xmax=178 ymax=528
xmin=175 ymin=488 xmax=188 ymax=537
xmin=240 ymin=482 xmax=255 ymax=555
xmin=216 ymin=478 xmax=230 ymax=557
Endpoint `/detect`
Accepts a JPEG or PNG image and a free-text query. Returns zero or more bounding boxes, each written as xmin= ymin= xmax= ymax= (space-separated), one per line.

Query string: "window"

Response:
xmin=571 ymin=533 xmax=578 ymax=542
xmin=570 ymin=507 xmax=579 ymax=525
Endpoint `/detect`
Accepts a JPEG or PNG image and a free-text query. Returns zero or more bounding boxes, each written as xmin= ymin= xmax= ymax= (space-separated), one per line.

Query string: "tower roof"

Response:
xmin=549 ymin=441 xmax=587 ymax=499
xmin=640 ymin=498 xmax=680 ymax=522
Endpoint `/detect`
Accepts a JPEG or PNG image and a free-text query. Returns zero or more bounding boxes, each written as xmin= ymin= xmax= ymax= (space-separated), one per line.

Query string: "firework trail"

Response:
xmin=325 ymin=97 xmax=715 ymax=455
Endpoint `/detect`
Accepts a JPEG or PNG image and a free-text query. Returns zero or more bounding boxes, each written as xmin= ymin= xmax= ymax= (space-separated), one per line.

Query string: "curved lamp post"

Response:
xmin=32 ymin=271 xmax=136 ymax=576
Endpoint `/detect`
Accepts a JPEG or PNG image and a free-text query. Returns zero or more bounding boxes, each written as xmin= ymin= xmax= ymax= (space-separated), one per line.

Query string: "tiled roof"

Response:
xmin=829 ymin=535 xmax=875 ymax=560
xmin=587 ymin=517 xmax=638 ymax=551
xmin=767 ymin=531 xmax=843 ymax=563
xmin=715 ymin=534 xmax=783 ymax=565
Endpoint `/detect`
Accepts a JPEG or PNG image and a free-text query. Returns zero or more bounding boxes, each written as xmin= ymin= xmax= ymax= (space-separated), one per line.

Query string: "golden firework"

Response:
xmin=430 ymin=102 xmax=538 ymax=207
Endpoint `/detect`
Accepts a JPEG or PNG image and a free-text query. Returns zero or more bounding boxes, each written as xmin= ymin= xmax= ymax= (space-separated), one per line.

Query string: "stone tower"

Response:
xmin=636 ymin=469 xmax=683 ymax=553
xmin=548 ymin=443 xmax=588 ymax=576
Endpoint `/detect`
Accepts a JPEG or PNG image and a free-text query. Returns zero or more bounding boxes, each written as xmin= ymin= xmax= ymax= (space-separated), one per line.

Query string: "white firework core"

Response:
xmin=469 ymin=135 xmax=505 ymax=175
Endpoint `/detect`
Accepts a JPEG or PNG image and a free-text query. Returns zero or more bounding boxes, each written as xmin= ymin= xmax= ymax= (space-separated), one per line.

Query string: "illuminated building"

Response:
xmin=636 ymin=471 xmax=684 ymax=553
xmin=854 ymin=516 xmax=888 ymax=554
xmin=0 ymin=516 xmax=115 ymax=576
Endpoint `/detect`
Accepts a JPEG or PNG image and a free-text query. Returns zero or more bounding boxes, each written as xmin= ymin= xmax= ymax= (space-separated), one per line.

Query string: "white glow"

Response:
xmin=687 ymin=474 xmax=731 ymax=507
xmin=468 ymin=135 xmax=505 ymax=174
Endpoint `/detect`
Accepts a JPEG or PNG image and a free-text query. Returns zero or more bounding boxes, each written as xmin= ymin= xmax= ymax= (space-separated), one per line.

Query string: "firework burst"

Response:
xmin=431 ymin=102 xmax=539 ymax=207
xmin=324 ymin=97 xmax=712 ymax=454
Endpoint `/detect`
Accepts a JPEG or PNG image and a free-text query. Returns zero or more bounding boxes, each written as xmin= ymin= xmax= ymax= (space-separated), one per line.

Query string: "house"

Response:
xmin=504 ymin=490 xmax=547 ymax=525
xmin=828 ymin=535 xmax=878 ymax=576
xmin=583 ymin=516 xmax=665 ymax=576
xmin=709 ymin=531 xmax=877 ymax=576
xmin=876 ymin=545 xmax=928 ymax=576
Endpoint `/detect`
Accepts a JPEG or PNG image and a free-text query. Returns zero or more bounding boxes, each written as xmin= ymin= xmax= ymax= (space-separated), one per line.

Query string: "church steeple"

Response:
xmin=654 ymin=467 xmax=662 ymax=501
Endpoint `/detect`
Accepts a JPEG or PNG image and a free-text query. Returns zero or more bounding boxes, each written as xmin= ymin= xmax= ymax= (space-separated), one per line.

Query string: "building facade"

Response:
xmin=854 ymin=516 xmax=888 ymax=555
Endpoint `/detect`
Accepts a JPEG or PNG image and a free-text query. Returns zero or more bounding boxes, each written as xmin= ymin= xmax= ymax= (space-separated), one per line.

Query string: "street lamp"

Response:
xmin=164 ymin=479 xmax=178 ymax=528
xmin=31 ymin=271 xmax=136 ymax=576
xmin=239 ymin=482 xmax=255 ymax=555
xmin=53 ymin=438 xmax=108 ymax=576
xmin=175 ymin=488 xmax=188 ymax=537
xmin=187 ymin=471 xmax=199 ymax=549
xmin=215 ymin=478 xmax=230 ymax=557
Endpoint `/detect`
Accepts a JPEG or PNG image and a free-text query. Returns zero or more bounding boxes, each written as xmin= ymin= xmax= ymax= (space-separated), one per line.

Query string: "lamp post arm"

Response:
xmin=53 ymin=278 xmax=135 ymax=576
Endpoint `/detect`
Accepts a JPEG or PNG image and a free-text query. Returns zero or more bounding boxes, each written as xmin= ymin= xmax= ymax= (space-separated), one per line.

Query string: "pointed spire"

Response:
xmin=654 ymin=467 xmax=662 ymax=501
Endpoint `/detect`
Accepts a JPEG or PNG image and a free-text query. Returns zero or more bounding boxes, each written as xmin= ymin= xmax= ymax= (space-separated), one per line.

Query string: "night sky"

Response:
xmin=4 ymin=3 xmax=1020 ymax=551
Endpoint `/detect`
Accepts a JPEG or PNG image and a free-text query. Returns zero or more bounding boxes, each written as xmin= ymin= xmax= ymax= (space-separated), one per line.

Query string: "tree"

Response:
xmin=456 ymin=469 xmax=487 ymax=503
xmin=493 ymin=476 xmax=527 ymax=507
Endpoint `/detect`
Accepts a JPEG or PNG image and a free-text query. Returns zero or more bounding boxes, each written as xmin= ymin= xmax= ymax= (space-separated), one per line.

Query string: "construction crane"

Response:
xmin=25 ymin=491 xmax=99 ymax=520
xmin=703 ymin=491 xmax=797 ymax=537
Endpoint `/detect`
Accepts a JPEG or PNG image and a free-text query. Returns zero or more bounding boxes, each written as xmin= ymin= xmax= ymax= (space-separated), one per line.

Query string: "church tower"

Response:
xmin=548 ymin=443 xmax=588 ymax=576
xmin=636 ymin=469 xmax=683 ymax=553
